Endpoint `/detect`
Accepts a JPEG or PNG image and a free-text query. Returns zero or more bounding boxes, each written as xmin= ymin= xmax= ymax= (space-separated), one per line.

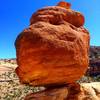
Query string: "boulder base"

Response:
xmin=24 ymin=82 xmax=100 ymax=100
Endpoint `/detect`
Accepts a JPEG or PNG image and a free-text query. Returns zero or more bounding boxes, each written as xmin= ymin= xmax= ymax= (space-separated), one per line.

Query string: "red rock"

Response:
xmin=15 ymin=2 xmax=90 ymax=87
xmin=24 ymin=86 xmax=68 ymax=100
xmin=24 ymin=83 xmax=80 ymax=100
xmin=24 ymin=82 xmax=100 ymax=100
xmin=30 ymin=6 xmax=85 ymax=27
xmin=57 ymin=1 xmax=71 ymax=9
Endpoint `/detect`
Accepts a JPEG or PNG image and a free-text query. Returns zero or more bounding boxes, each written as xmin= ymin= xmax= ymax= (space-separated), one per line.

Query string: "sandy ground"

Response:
xmin=0 ymin=62 xmax=44 ymax=100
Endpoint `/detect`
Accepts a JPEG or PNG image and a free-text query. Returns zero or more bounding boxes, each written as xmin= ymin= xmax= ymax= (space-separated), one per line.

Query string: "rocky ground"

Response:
xmin=0 ymin=60 xmax=45 ymax=100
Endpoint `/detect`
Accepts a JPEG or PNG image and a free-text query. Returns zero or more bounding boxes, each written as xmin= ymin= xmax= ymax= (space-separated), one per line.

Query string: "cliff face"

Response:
xmin=90 ymin=46 xmax=100 ymax=59
xmin=87 ymin=46 xmax=100 ymax=76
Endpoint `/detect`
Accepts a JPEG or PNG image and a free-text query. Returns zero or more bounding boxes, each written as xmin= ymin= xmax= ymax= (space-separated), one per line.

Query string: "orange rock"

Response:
xmin=15 ymin=2 xmax=90 ymax=87
xmin=24 ymin=86 xmax=69 ymax=100
xmin=57 ymin=1 xmax=71 ymax=9
xmin=30 ymin=6 xmax=84 ymax=27
xmin=24 ymin=83 xmax=81 ymax=100
xmin=24 ymin=82 xmax=100 ymax=100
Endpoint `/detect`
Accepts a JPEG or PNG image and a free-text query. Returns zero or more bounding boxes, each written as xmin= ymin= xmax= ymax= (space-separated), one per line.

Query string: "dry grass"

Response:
xmin=0 ymin=70 xmax=43 ymax=100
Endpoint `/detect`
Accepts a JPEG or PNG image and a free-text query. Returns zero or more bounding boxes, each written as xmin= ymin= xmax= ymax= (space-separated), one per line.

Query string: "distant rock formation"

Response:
xmin=86 ymin=46 xmax=100 ymax=76
xmin=90 ymin=46 xmax=100 ymax=60
xmin=15 ymin=1 xmax=90 ymax=87
xmin=87 ymin=59 xmax=100 ymax=76
xmin=89 ymin=59 xmax=100 ymax=76
xmin=0 ymin=58 xmax=16 ymax=64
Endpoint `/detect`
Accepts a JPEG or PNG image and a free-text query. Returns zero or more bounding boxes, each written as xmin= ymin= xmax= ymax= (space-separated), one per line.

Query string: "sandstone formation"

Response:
xmin=86 ymin=46 xmax=100 ymax=76
xmin=15 ymin=1 xmax=90 ymax=87
xmin=89 ymin=46 xmax=100 ymax=59
xmin=24 ymin=82 xmax=100 ymax=100
xmin=57 ymin=1 xmax=71 ymax=9
xmin=30 ymin=4 xmax=84 ymax=27
xmin=24 ymin=83 xmax=81 ymax=100
xmin=87 ymin=59 xmax=100 ymax=76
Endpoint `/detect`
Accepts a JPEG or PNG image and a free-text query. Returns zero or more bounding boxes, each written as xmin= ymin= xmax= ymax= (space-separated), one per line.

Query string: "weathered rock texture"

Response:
xmin=57 ymin=1 xmax=71 ymax=9
xmin=80 ymin=82 xmax=100 ymax=100
xmin=24 ymin=83 xmax=81 ymax=100
xmin=30 ymin=4 xmax=84 ymax=27
xmin=89 ymin=46 xmax=100 ymax=59
xmin=24 ymin=82 xmax=100 ymax=100
xmin=87 ymin=59 xmax=100 ymax=76
xmin=86 ymin=46 xmax=100 ymax=76
xmin=15 ymin=2 xmax=90 ymax=87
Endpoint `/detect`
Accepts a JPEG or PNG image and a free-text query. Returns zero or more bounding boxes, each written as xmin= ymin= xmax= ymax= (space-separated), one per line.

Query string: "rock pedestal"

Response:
xmin=24 ymin=83 xmax=81 ymax=100
xmin=24 ymin=83 xmax=100 ymax=100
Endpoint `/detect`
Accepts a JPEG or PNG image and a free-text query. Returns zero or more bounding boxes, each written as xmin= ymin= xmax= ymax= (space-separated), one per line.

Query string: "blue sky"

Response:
xmin=0 ymin=0 xmax=100 ymax=58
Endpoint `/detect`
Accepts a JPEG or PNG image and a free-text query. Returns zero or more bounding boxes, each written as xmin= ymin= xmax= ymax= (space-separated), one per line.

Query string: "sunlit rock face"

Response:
xmin=15 ymin=1 xmax=90 ymax=87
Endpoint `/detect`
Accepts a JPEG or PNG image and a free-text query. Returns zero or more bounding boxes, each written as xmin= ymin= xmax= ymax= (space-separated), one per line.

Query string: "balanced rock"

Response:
xmin=15 ymin=1 xmax=90 ymax=87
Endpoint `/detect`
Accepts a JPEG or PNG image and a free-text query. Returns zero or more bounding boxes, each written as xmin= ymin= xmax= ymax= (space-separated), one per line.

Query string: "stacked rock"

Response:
xmin=15 ymin=1 xmax=90 ymax=100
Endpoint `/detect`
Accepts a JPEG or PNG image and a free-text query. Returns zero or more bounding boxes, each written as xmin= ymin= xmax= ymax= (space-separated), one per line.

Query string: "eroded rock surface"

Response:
xmin=24 ymin=82 xmax=100 ymax=100
xmin=79 ymin=82 xmax=100 ymax=100
xmin=15 ymin=1 xmax=90 ymax=87
xmin=24 ymin=83 xmax=80 ymax=100
xmin=30 ymin=5 xmax=84 ymax=27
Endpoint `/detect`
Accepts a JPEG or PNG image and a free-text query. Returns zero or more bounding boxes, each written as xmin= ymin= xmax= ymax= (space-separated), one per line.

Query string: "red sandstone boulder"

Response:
xmin=15 ymin=2 xmax=90 ymax=87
